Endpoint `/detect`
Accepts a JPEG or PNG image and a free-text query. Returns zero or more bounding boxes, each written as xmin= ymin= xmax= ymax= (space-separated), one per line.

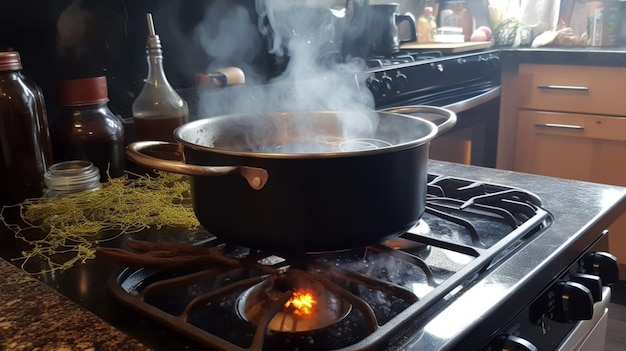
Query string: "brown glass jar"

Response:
xmin=0 ymin=51 xmax=54 ymax=206
xmin=50 ymin=76 xmax=125 ymax=180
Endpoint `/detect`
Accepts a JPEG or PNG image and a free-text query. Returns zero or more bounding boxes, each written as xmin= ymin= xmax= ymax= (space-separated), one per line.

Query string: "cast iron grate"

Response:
xmin=109 ymin=174 xmax=552 ymax=351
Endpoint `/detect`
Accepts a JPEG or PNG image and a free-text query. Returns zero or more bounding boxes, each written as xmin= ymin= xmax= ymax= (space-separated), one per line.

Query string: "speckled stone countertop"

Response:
xmin=0 ymin=258 xmax=150 ymax=351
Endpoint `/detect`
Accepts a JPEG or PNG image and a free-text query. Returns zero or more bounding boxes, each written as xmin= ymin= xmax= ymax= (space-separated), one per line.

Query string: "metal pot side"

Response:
xmin=126 ymin=108 xmax=455 ymax=252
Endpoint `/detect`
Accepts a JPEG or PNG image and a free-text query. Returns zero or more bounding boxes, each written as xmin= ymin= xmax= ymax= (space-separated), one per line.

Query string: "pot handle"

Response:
xmin=378 ymin=105 xmax=457 ymax=136
xmin=126 ymin=141 xmax=269 ymax=190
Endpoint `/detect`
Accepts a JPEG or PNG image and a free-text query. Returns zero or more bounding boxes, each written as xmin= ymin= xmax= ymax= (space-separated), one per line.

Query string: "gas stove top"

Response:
xmin=357 ymin=49 xmax=500 ymax=109
xmin=109 ymin=174 xmax=551 ymax=351
xmin=1 ymin=161 xmax=625 ymax=351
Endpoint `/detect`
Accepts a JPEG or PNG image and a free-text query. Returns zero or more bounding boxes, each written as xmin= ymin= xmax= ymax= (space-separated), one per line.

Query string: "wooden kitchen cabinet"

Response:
xmin=499 ymin=63 xmax=626 ymax=279
xmin=514 ymin=111 xmax=626 ymax=182
xmin=516 ymin=64 xmax=626 ymax=116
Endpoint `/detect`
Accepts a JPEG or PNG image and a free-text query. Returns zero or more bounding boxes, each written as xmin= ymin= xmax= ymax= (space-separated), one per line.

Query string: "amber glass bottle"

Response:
xmin=0 ymin=51 xmax=53 ymax=205
xmin=50 ymin=76 xmax=125 ymax=180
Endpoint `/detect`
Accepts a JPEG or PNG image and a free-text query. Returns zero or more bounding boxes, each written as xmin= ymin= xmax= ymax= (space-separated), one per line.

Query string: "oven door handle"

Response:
xmin=443 ymin=86 xmax=501 ymax=113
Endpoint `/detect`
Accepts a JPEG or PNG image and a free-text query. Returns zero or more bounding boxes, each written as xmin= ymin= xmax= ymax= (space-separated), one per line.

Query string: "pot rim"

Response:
xmin=173 ymin=110 xmax=443 ymax=159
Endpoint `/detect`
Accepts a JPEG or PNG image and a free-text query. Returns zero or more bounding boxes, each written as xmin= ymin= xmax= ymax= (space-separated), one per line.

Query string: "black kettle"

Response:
xmin=342 ymin=0 xmax=417 ymax=58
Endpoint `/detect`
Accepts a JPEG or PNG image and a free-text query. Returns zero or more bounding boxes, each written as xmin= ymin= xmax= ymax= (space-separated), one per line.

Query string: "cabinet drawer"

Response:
xmin=517 ymin=110 xmax=626 ymax=142
xmin=518 ymin=64 xmax=626 ymax=116
xmin=514 ymin=111 xmax=626 ymax=185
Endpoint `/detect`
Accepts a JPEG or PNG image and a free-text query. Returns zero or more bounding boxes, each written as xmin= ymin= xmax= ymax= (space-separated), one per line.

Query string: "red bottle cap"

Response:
xmin=0 ymin=52 xmax=23 ymax=71
xmin=56 ymin=76 xmax=109 ymax=106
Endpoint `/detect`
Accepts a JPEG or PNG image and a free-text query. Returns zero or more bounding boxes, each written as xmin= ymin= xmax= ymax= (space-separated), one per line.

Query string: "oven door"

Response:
xmin=382 ymin=84 xmax=500 ymax=167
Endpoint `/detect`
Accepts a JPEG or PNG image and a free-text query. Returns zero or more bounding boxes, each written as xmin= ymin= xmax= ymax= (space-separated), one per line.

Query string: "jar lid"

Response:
xmin=56 ymin=76 xmax=109 ymax=106
xmin=0 ymin=51 xmax=22 ymax=71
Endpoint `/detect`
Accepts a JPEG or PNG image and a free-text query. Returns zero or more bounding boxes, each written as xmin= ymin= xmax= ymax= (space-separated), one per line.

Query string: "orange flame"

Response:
xmin=284 ymin=289 xmax=316 ymax=316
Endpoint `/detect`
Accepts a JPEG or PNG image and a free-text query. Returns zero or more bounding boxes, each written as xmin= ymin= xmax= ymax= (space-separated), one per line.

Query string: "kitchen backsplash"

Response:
xmin=0 ymin=0 xmax=268 ymax=122
xmin=0 ymin=0 xmax=429 ymax=123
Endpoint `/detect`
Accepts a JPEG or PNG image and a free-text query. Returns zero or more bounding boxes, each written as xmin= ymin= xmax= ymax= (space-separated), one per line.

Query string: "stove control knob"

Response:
xmin=551 ymin=281 xmax=594 ymax=323
xmin=395 ymin=72 xmax=408 ymax=92
xmin=581 ymin=251 xmax=619 ymax=285
xmin=431 ymin=63 xmax=444 ymax=73
xmin=380 ymin=74 xmax=393 ymax=96
xmin=367 ymin=77 xmax=382 ymax=98
xmin=489 ymin=55 xmax=501 ymax=69
xmin=492 ymin=335 xmax=538 ymax=351
xmin=570 ymin=272 xmax=602 ymax=302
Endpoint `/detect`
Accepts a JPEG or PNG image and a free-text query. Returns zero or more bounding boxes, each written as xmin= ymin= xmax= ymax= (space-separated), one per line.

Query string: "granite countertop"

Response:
xmin=0 ymin=258 xmax=150 ymax=351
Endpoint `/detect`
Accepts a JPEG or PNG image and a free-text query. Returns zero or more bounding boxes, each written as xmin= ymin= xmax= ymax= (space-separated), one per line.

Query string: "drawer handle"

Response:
xmin=537 ymin=85 xmax=589 ymax=92
xmin=535 ymin=123 xmax=585 ymax=130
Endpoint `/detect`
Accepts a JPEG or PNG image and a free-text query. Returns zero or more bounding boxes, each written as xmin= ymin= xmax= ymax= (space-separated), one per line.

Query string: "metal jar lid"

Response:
xmin=55 ymin=76 xmax=110 ymax=106
xmin=0 ymin=51 xmax=22 ymax=71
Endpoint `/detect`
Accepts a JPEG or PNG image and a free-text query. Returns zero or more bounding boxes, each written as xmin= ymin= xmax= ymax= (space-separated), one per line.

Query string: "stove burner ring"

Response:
xmin=236 ymin=274 xmax=352 ymax=333
xmin=339 ymin=138 xmax=392 ymax=151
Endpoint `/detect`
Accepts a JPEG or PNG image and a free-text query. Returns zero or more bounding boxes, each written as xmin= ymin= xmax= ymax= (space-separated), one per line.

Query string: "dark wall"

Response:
xmin=0 ymin=0 xmax=270 ymax=122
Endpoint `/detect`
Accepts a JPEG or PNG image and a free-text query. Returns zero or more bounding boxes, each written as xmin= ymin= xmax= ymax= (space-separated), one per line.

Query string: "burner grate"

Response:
xmin=109 ymin=175 xmax=552 ymax=351
xmin=365 ymin=50 xmax=444 ymax=68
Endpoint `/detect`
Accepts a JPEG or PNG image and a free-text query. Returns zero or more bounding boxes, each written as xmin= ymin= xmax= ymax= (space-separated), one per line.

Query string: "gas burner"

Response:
xmin=237 ymin=271 xmax=351 ymax=332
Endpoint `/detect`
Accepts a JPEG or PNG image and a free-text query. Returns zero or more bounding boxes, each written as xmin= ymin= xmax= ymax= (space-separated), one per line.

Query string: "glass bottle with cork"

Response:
xmin=50 ymin=76 xmax=125 ymax=181
xmin=0 ymin=51 xmax=54 ymax=205
xmin=132 ymin=13 xmax=189 ymax=142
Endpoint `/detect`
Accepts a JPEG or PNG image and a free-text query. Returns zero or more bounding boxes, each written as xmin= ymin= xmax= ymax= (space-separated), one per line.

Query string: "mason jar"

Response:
xmin=44 ymin=160 xmax=101 ymax=198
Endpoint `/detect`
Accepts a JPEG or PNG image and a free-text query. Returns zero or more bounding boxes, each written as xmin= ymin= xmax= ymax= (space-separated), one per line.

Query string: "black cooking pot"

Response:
xmin=126 ymin=107 xmax=455 ymax=252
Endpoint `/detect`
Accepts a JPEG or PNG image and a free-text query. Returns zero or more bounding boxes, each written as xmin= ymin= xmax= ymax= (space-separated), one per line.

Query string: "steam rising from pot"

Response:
xmin=191 ymin=0 xmax=378 ymax=152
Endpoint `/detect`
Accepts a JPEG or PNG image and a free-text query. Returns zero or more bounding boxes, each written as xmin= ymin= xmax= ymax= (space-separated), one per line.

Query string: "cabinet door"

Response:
xmin=515 ymin=110 xmax=626 ymax=279
xmin=514 ymin=110 xmax=626 ymax=184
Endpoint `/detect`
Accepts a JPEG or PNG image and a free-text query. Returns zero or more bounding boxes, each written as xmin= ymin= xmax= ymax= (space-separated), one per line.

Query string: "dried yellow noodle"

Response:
xmin=0 ymin=171 xmax=200 ymax=274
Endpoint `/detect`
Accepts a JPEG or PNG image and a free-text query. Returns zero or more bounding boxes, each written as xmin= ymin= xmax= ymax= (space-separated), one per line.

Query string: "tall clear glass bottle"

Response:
xmin=0 ymin=51 xmax=53 ymax=205
xmin=132 ymin=13 xmax=189 ymax=142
